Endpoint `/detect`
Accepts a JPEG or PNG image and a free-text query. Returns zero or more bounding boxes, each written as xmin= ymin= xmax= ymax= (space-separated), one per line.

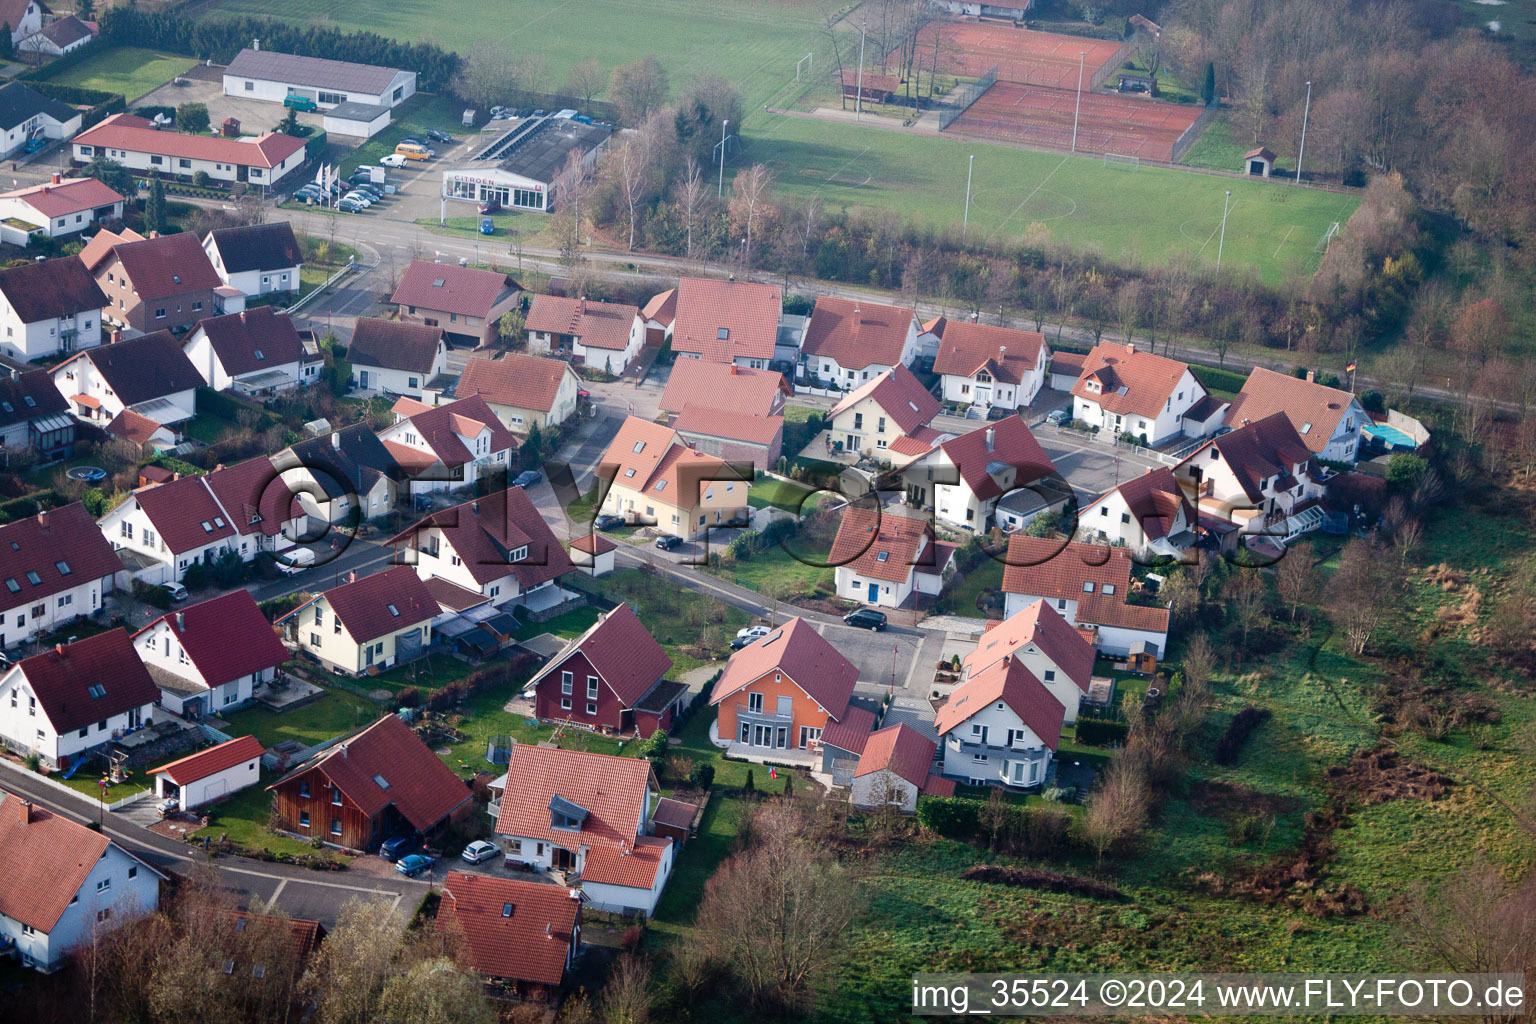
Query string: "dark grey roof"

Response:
xmin=224 ymin=49 xmax=407 ymax=96
xmin=326 ymin=101 xmax=390 ymax=122
xmin=281 ymin=424 xmax=404 ymax=499
xmin=0 ymin=369 xmax=67 ymax=430
xmin=39 ymin=15 xmax=94 ymax=48
xmin=0 ymin=82 xmax=77 ymax=133
xmin=472 ymin=116 xmax=611 ymax=187
xmin=67 ymin=330 xmax=202 ymax=405
xmin=206 ymin=222 xmax=302 ymax=275
xmin=0 ymin=256 xmax=106 ymax=324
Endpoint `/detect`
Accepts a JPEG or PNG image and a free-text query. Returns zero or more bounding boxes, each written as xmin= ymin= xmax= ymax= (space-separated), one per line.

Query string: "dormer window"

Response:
xmin=1082 ymin=582 xmax=1095 ymax=593
xmin=548 ymin=794 xmax=589 ymax=831
xmin=511 ymin=546 xmax=527 ymax=562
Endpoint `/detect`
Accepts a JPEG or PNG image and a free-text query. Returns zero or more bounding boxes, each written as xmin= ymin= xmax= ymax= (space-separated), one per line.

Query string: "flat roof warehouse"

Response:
xmin=442 ymin=113 xmax=612 ymax=213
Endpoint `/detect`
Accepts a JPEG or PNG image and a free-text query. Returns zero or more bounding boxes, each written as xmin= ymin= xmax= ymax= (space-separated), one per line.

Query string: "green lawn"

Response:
xmin=434 ymin=683 xmax=629 ymax=775
xmin=935 ymin=554 xmax=1002 ymax=616
xmin=219 ymin=690 xmax=378 ymax=749
xmin=415 ymin=212 xmax=558 ymax=248
xmin=190 ymin=777 xmax=335 ymax=859
xmin=50 ymin=47 xmax=197 ymax=102
xmin=1179 ymin=115 xmax=1263 ymax=173
xmin=367 ymin=653 xmax=478 ymax=695
xmin=587 ymin=567 xmax=751 ymax=672
xmin=58 ymin=771 xmax=152 ymax=804
xmin=513 ymin=604 xmax=602 ymax=643
xmin=705 ymin=543 xmax=832 ymax=596
xmin=335 ymin=92 xmax=468 ymax=175
xmin=746 ymin=476 xmax=821 ymax=512
xmin=743 ymin=114 xmax=1357 ymax=285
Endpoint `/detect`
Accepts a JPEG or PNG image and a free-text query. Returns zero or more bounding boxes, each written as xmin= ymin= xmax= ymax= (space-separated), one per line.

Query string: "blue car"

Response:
xmin=513 ymin=469 xmax=542 ymax=488
xmin=379 ymin=833 xmax=421 ymax=861
xmin=479 ymin=217 xmax=495 ymax=235
xmin=395 ymin=853 xmax=434 ymax=877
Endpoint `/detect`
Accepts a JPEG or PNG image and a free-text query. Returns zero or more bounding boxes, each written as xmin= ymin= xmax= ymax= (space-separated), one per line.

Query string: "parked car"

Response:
xmin=461 ymin=840 xmax=498 ymax=864
xmin=843 ymin=608 xmax=888 ymax=631
xmin=477 ymin=198 xmax=501 ymax=214
xmin=275 ymin=547 xmax=316 ymax=575
xmin=342 ymin=193 xmax=373 ymax=207
xmin=394 ymin=142 xmax=431 ymax=161
xmin=400 ymin=135 xmax=427 ymax=146
xmin=395 ymin=853 xmax=434 ymax=877
xmin=283 ymin=94 xmax=318 ymax=111
xmin=1045 ymin=408 xmax=1069 ymax=426
xmin=379 ymin=833 xmax=422 ymax=861
xmin=513 ymin=469 xmax=542 ymax=488
xmin=336 ymin=198 xmax=364 ymax=213
xmin=736 ymin=625 xmax=772 ymax=642
xmin=655 ymin=534 xmax=683 ymax=551
xmin=351 ymin=184 xmax=384 ymax=199
xmin=426 ymin=128 xmax=453 ymax=143
xmin=479 ymin=217 xmax=495 ymax=235
xmin=593 ymin=513 xmax=624 ymax=530
xmin=380 ymin=153 xmax=407 ymax=168
xmin=160 ymin=581 xmax=188 ymax=602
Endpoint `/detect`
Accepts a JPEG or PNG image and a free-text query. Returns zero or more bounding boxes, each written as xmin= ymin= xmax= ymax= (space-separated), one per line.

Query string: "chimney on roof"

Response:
xmin=40 ymin=185 xmax=48 ymax=195
xmin=50 ymin=173 xmax=59 ymax=185
xmin=331 ymin=432 xmax=342 ymax=450
xmin=172 ymin=472 xmax=180 ymax=481
xmin=471 ymin=500 xmax=480 ymax=515
xmin=252 ymin=37 xmax=259 ymax=50
xmin=730 ymin=365 xmax=738 ymax=375
xmin=347 ymin=571 xmax=357 ymax=583
xmin=7 ymin=368 xmax=16 ymax=382
xmin=985 ymin=427 xmax=994 ymax=452
xmin=339 ymin=743 xmax=347 ymax=757
xmin=55 ymin=643 xmax=63 ymax=656
xmin=111 ymin=330 xmax=122 ymax=344
xmin=970 ymin=311 xmax=978 ymax=322
xmin=148 ymin=231 xmax=158 ymax=240
xmin=175 ymin=611 xmax=184 ymax=631
xmin=36 ymin=509 xmax=48 ymax=530
xmin=16 ymin=799 xmax=31 ymax=826
xmin=1306 ymin=370 xmax=1315 ymax=383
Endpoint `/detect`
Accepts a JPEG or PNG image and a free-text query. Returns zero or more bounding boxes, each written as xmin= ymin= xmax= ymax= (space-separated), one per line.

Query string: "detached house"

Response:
xmin=0 ymin=629 xmax=159 ymax=770
xmin=377 ymin=394 xmax=518 ymax=496
xmin=659 ymin=360 xmax=787 ymax=418
xmin=0 ymin=369 xmax=76 ymax=462
xmin=851 ymin=724 xmax=951 ymax=813
xmin=526 ymin=603 xmax=685 ymax=736
xmin=438 ymin=873 xmax=581 ymax=999
xmin=0 ymin=503 xmax=121 ymax=652
xmin=1001 ymin=535 xmax=1170 ymax=657
xmin=494 ymin=744 xmax=673 ymax=916
xmin=183 ymin=306 xmax=315 ymax=396
xmin=346 ymin=318 xmax=446 ymax=398
xmin=802 ymin=296 xmax=920 ymax=387
xmin=387 ymin=486 xmax=574 ymax=611
xmin=453 ymin=353 xmax=583 ymax=431
xmin=710 ymin=617 xmax=858 ymax=755
xmin=525 ymin=295 xmax=643 ymax=374
xmin=0 ymin=256 xmax=106 ymax=361
xmin=1070 ymin=342 xmax=1225 ymax=446
xmin=0 ymin=174 xmax=123 ymax=244
xmin=72 ymin=113 xmax=306 ymax=188
xmin=274 ymin=425 xmax=404 ymax=526
xmin=898 ymin=416 xmax=1065 ymax=532
xmin=1225 ymin=367 xmax=1370 ymax=463
xmin=829 ymin=506 xmax=957 ymax=610
xmin=51 ymin=329 xmax=201 ymax=431
xmin=202 ymin=222 xmax=304 ymax=297
xmin=670 ymin=277 xmax=781 ymax=367
xmin=133 ymin=590 xmax=288 ymax=718
xmin=278 ymin=565 xmax=438 ymax=676
xmin=1174 ymin=410 xmax=1330 ymax=543
xmin=1077 ymin=466 xmax=1196 ymax=558
xmin=267 ymin=713 xmax=471 ymax=850
xmin=595 ymin=416 xmax=749 ymax=539
xmin=81 ymin=228 xmax=235 ymax=335
xmin=826 ymin=364 xmax=940 ymax=456
xmin=962 ymin=599 xmax=1095 ymax=725
xmin=0 ymin=1 xmax=42 ymax=47
xmin=935 ymin=654 xmax=1064 ymax=790
xmin=0 ymin=82 xmax=79 ymax=161
xmin=932 ymin=321 xmax=1048 ymax=412
xmin=0 ymin=793 xmax=164 ymax=973
xmin=390 ymin=260 xmax=522 ymax=349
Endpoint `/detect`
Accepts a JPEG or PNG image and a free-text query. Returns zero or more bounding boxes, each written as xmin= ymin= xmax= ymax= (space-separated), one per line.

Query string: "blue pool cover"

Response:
xmin=1363 ymin=422 xmax=1416 ymax=448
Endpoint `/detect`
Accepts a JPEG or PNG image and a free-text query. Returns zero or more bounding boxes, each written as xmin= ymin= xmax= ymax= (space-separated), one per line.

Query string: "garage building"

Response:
xmin=323 ymin=100 xmax=392 ymax=139
xmin=151 ymin=735 xmax=265 ymax=811
xmin=442 ymin=113 xmax=611 ymax=213
xmin=223 ymin=47 xmax=416 ymax=110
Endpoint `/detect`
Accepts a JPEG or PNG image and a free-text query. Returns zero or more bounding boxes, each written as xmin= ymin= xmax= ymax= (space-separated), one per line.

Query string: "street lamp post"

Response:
xmin=1294 ymin=80 xmax=1312 ymax=186
xmin=856 ymin=22 xmax=867 ymax=121
xmin=717 ymin=119 xmax=729 ymax=198
xmin=1216 ymin=190 xmax=1232 ymax=270
xmin=962 ymin=154 xmax=974 ymax=240
xmin=1071 ymin=51 xmax=1086 ymax=152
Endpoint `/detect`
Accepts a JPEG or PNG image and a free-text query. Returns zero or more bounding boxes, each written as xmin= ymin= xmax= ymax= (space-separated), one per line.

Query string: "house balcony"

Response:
xmin=736 ymin=702 xmax=793 ymax=726
xmin=949 ymin=738 xmax=1046 ymax=759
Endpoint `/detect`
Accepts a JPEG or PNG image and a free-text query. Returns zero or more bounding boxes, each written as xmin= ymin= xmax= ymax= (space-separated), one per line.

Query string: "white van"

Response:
xmin=276 ymin=547 xmax=317 ymax=575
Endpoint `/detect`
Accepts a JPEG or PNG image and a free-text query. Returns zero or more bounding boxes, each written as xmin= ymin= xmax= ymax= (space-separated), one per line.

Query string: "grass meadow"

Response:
xmin=49 ymin=47 xmax=198 ymax=102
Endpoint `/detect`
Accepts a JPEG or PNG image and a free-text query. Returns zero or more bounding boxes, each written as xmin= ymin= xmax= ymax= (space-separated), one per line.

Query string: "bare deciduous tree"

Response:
xmin=1274 ymin=541 xmax=1320 ymax=622
xmin=1225 ymin=567 xmax=1267 ymax=645
xmin=676 ymin=156 xmax=706 ymax=262
xmin=607 ymin=56 xmax=668 ymax=125
xmin=600 ymin=952 xmax=653 ymax=1024
xmin=727 ymin=163 xmax=774 ymax=269
xmin=566 ymin=58 xmax=604 ymax=107
xmin=1081 ymin=758 xmax=1149 ymax=868
xmin=312 ymin=898 xmax=405 ymax=1024
xmin=1327 ymin=538 xmax=1400 ymax=655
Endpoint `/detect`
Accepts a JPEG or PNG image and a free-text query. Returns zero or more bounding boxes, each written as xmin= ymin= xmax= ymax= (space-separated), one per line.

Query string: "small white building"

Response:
xmin=202 ymin=222 xmax=304 ymax=298
xmin=150 ymin=735 xmax=265 ymax=811
xmin=524 ymin=294 xmax=644 ymax=374
xmin=322 ymin=101 xmax=392 ymax=139
xmin=0 ymin=81 xmax=80 ymax=160
xmin=899 ymin=417 xmax=1066 ymax=532
xmin=0 ymin=174 xmax=123 ymax=245
xmin=0 ymin=0 xmax=44 ymax=46
xmin=569 ymin=532 xmax=617 ymax=577
xmin=849 ymin=724 xmax=947 ymax=813
xmin=223 ymin=48 xmax=417 ymax=110
xmin=346 ymin=318 xmax=446 ymax=398
xmin=0 ymin=794 xmax=164 ymax=973
xmin=72 ymin=113 xmax=307 ymax=189
xmin=19 ymin=14 xmax=95 ymax=58
xmin=830 ymin=506 xmax=955 ymax=610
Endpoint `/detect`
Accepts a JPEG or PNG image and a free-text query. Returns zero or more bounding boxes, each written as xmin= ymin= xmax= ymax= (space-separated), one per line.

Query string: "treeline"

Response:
xmin=97 ymin=8 xmax=460 ymax=89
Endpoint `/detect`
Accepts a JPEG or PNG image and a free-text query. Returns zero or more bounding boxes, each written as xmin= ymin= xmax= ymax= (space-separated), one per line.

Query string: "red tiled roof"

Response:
xmin=651 ymin=796 xmax=697 ymax=831
xmin=658 ymin=360 xmax=787 ymax=417
xmin=0 ymin=793 xmax=110 ymax=932
xmin=934 ymin=656 xmax=1064 ymax=751
xmin=75 ymin=114 xmax=306 ymax=169
xmin=190 ymin=306 xmax=305 ymax=378
xmin=152 ymin=735 xmax=265 ymax=787
xmin=390 ymin=260 xmax=520 ymax=318
xmin=218 ymin=909 xmax=324 ymax=965
xmin=828 ymin=364 xmax=939 ymax=436
xmin=131 ymin=473 xmax=238 ymax=554
xmin=1000 ymin=536 xmax=1169 ymax=635
xmin=525 ymin=295 xmax=637 ymax=350
xmin=389 ymin=394 xmax=519 ymax=468
xmin=637 ymin=443 xmax=744 ymax=509
xmin=110 ymin=230 xmax=222 ymax=300
xmin=932 ymin=321 xmax=1045 ymax=385
xmin=311 ymin=565 xmax=438 ymax=644
xmin=965 ymin=599 xmax=1094 ymax=694
xmin=641 ymin=287 xmax=676 ymax=325
xmin=438 ymin=872 xmax=578 ymax=986
xmin=528 ymin=603 xmax=671 ymax=707
xmin=1050 ymin=350 xmax=1086 ymax=379
xmin=456 ymin=353 xmax=576 ymax=414
xmin=423 ymin=575 xmax=491 ymax=614
xmin=78 ymin=226 xmax=144 ymax=272
xmin=1225 ymin=366 xmax=1363 ymax=456
xmin=387 ymin=487 xmax=573 ymax=590
xmin=710 ymin=617 xmax=856 ymax=720
xmin=569 ymin=532 xmax=617 ymax=555
xmin=1085 ymin=466 xmax=1192 ymax=541
xmin=1245 ymin=146 xmax=1276 ymax=161
xmin=1183 ymin=411 xmax=1313 ymax=503
xmin=0 ymin=503 xmax=121 ymax=617
xmin=921 ymin=315 xmax=947 ymax=337
xmin=819 ymin=705 xmax=877 ymax=754
xmin=135 ymin=590 xmax=287 ymax=688
xmin=886 ymin=434 xmax=936 ymax=457
xmin=270 ymin=714 xmax=470 ymax=832
xmin=828 ymin=506 xmax=937 ymax=584
xmin=16 ymin=629 xmax=160 ymax=735
xmin=803 ymin=295 xmax=916 ymax=370
xmin=493 ymin=744 xmax=656 ymax=856
xmin=922 ymin=774 xmax=956 ymax=796
xmin=106 ymin=408 xmax=170 ymax=445
xmin=347 ymin=318 xmax=443 ymax=374
xmin=582 ymin=833 xmax=669 ymax=888
xmin=1079 ymin=592 xmax=1170 ymax=634
xmin=671 ymin=277 xmax=781 ymax=362
xmin=933 ymin=415 xmax=1057 ymax=502
xmin=855 ymin=723 xmax=937 ymax=788
xmin=1071 ymin=342 xmax=1200 ymax=419
xmin=672 ymin=404 xmax=782 ymax=446
xmin=598 ymin=416 xmax=684 ymax=490
xmin=203 ymin=456 xmax=301 ymax=538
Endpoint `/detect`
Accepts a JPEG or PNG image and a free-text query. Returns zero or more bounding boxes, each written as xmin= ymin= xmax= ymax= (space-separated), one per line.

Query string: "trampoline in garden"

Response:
xmin=486 ymin=734 xmax=513 ymax=765
xmin=66 ymin=466 xmax=106 ymax=482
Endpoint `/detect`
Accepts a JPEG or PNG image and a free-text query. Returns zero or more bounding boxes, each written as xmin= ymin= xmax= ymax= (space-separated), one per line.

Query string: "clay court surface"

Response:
xmin=951 ymin=81 xmax=1205 ymax=162
xmin=905 ymin=21 xmax=1125 ymax=88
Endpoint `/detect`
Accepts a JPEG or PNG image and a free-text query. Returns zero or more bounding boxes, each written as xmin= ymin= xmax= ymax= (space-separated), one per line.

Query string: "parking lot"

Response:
xmin=217 ymin=862 xmax=419 ymax=929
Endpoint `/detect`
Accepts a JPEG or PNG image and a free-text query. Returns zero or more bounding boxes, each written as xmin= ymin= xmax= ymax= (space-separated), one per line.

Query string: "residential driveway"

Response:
xmin=133 ymin=76 xmax=330 ymax=140
xmin=219 ymin=867 xmax=417 ymax=928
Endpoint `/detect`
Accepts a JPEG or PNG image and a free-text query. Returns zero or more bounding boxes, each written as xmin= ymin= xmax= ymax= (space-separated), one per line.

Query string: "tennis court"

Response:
xmin=949 ymin=81 xmax=1206 ymax=162
xmin=904 ymin=21 xmax=1125 ymax=88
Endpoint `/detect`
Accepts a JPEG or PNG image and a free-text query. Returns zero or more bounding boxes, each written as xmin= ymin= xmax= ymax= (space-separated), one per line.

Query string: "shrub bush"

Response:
xmin=1190 ymin=364 xmax=1249 ymax=395
xmin=396 ymin=687 xmax=421 ymax=709
xmin=132 ymin=578 xmax=172 ymax=610
xmin=181 ymin=563 xmax=207 ymax=590
xmin=916 ymin=795 xmax=981 ymax=838
xmin=961 ymin=864 xmax=1126 ymax=901
xmin=1214 ymin=705 xmax=1271 ymax=765
xmin=1076 ymin=717 xmax=1131 ymax=747
xmin=688 ymin=762 xmax=715 ymax=789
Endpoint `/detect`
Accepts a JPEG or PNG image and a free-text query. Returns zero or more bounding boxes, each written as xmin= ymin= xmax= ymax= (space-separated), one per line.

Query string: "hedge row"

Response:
xmin=961 ymin=864 xmax=1126 ymax=901
xmin=0 ymin=489 xmax=63 ymax=524
xmin=1189 ymin=364 xmax=1250 ymax=395
xmin=1215 ymin=706 xmax=1271 ymax=765
xmin=1075 ymin=717 xmax=1131 ymax=747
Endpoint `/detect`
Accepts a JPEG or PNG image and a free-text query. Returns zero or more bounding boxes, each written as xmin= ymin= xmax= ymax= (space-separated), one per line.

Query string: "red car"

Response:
xmin=576 ymin=387 xmax=591 ymax=399
xmin=477 ymin=199 xmax=501 ymax=214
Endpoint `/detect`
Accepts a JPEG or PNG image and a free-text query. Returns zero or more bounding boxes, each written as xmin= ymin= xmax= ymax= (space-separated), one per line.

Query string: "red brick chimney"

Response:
xmin=110 ymin=330 xmax=122 ymax=344
xmin=50 ymin=173 xmax=60 ymax=185
xmin=36 ymin=508 xmax=48 ymax=530
xmin=16 ymin=799 xmax=31 ymax=826
xmin=1306 ymin=369 xmax=1315 ymax=383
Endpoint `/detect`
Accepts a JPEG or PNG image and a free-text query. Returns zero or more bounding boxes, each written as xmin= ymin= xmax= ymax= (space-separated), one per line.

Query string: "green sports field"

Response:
xmin=741 ymin=114 xmax=1358 ymax=285
xmin=48 ymin=47 xmax=198 ymax=103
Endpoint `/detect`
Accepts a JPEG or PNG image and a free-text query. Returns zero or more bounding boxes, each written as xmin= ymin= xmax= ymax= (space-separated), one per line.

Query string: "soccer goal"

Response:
xmin=1103 ymin=152 xmax=1140 ymax=170
xmin=1314 ymin=221 xmax=1341 ymax=253
xmin=795 ymin=52 xmax=814 ymax=81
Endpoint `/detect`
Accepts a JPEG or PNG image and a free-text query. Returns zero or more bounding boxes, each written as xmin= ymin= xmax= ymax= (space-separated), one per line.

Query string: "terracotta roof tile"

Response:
xmin=710 ymin=617 xmax=856 ymax=719
xmin=135 ymin=590 xmax=287 ymax=689
xmin=308 ymin=565 xmax=437 ymax=644
xmin=932 ymin=321 xmax=1045 ymax=385
xmin=422 ymin=575 xmax=490 ymax=614
xmin=828 ymin=364 xmax=939 ymax=436
xmin=803 ymin=295 xmax=917 ymax=370
xmin=596 ymin=416 xmax=684 ymax=492
xmin=659 ymin=360 xmax=787 ymax=417
xmin=152 ymin=735 xmax=265 ymax=786
xmin=569 ymin=532 xmax=617 ymax=555
xmin=0 ymin=502 xmax=120 ymax=616
xmin=75 ymin=114 xmax=306 ymax=169
xmin=456 ymin=353 xmax=576 ymax=414
xmin=347 ymin=318 xmax=443 ymax=374
xmin=78 ymin=226 xmax=144 ymax=273
xmin=1225 ymin=366 xmax=1363 ymax=456
xmin=0 ymin=254 xmax=106 ymax=323
xmin=641 ymin=287 xmax=676 ymax=324
xmin=671 ymin=277 xmax=781 ymax=362
xmin=1000 ymin=536 xmax=1169 ymax=634
xmin=0 ymin=793 xmax=111 ymax=932
xmin=14 ymin=629 xmax=161 ymax=735
xmin=493 ymin=744 xmax=656 ymax=856
xmin=672 ymin=404 xmax=782 ymax=446
xmin=1070 ymin=342 xmax=1199 ymax=419
xmin=855 ymin=723 xmax=937 ymax=787
xmin=387 ymin=487 xmax=572 ymax=590
xmin=105 ymin=408 xmax=169 ymax=445
xmin=525 ymin=295 xmax=636 ymax=350
xmin=131 ymin=473 xmax=239 ymax=553
xmin=438 ymin=872 xmax=579 ymax=985
xmin=651 ymin=796 xmax=697 ymax=830
xmin=934 ymin=656 xmax=1063 ymax=750
xmin=390 ymin=260 xmax=520 ymax=318
xmin=820 ymin=705 xmax=877 ymax=754
xmin=581 ymin=833 xmax=669 ymax=888
xmin=190 ymin=306 xmax=305 ymax=377
xmin=828 ymin=506 xmax=938 ymax=584
xmin=965 ymin=599 xmax=1094 ymax=694
xmin=932 ymin=415 xmax=1058 ymax=501
xmin=527 ymin=603 xmax=671 ymax=707
xmin=388 ymin=394 xmax=518 ymax=468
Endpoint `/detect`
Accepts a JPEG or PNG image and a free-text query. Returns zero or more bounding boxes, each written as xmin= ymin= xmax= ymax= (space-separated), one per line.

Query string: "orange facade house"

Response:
xmin=709 ymin=617 xmax=858 ymax=753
